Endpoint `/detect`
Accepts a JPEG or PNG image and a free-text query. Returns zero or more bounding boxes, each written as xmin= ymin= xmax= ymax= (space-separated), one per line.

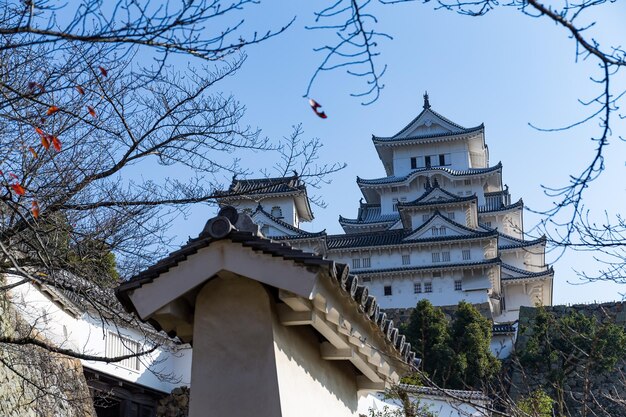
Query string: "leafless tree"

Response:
xmin=0 ymin=1 xmax=342 ymax=414
xmin=307 ymin=0 xmax=626 ymax=283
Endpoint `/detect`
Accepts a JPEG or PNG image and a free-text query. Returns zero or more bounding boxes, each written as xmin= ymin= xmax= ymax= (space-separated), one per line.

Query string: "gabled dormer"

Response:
xmin=403 ymin=211 xmax=493 ymax=242
xmin=397 ymin=178 xmax=478 ymax=230
xmin=217 ymin=174 xmax=314 ymax=228
xmin=372 ymin=93 xmax=487 ymax=176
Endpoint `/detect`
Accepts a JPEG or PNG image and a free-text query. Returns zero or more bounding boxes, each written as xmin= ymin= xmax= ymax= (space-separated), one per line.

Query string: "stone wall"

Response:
xmin=509 ymin=302 xmax=626 ymax=417
xmin=0 ymin=287 xmax=95 ymax=417
xmin=157 ymin=386 xmax=189 ymax=417
xmin=383 ymin=302 xmax=493 ymax=326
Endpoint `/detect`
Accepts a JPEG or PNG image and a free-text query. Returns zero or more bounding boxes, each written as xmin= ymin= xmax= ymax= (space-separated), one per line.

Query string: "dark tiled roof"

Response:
xmin=328 ymin=218 xmax=497 ymax=250
xmin=357 ymin=163 xmax=502 ymax=186
xmin=338 ymin=204 xmax=400 ymax=226
xmin=398 ymin=383 xmax=490 ymax=401
xmin=327 ymin=229 xmax=406 ymax=249
xmin=218 ymin=175 xmax=305 ymax=196
xmin=478 ymin=198 xmax=523 ymax=213
xmin=498 ymin=235 xmax=546 ymax=250
xmin=116 ymin=212 xmax=416 ymax=367
xmin=373 ymin=124 xmax=484 ymax=143
xmin=37 ymin=271 xmax=175 ymax=343
xmin=407 ymin=210 xmax=498 ymax=239
xmin=492 ymin=322 xmax=517 ymax=334
xmin=501 ymin=263 xmax=554 ymax=280
xmin=398 ymin=184 xmax=477 ymax=208
xmin=353 ymin=258 xmax=501 ymax=275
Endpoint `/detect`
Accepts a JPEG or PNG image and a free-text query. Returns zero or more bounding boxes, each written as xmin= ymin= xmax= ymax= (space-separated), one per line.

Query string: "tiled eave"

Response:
xmin=352 ymin=258 xmax=501 ymax=277
xmin=478 ymin=198 xmax=524 ymax=214
xmin=398 ymin=383 xmax=490 ymax=402
xmin=492 ymin=322 xmax=517 ymax=335
xmin=501 ymin=264 xmax=554 ymax=285
xmin=357 ymin=163 xmax=502 ymax=187
xmin=398 ymin=196 xmax=477 ymax=210
xmin=498 ymin=235 xmax=547 ymax=251
xmin=338 ymin=215 xmax=398 ymax=226
xmin=327 ymin=230 xmax=498 ymax=252
xmin=372 ymin=124 xmax=484 ymax=145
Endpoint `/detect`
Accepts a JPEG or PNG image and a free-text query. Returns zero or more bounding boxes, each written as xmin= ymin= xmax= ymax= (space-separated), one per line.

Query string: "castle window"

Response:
xmin=422 ymin=214 xmax=430 ymax=223
xmin=432 ymin=272 xmax=442 ymax=278
xmin=454 ymin=280 xmax=462 ymax=291
xmin=484 ymin=221 xmax=492 ymax=228
xmin=424 ymin=282 xmax=432 ymax=293
xmin=362 ymin=257 xmax=371 ymax=268
xmin=352 ymin=258 xmax=361 ymax=269
xmin=431 ymin=227 xmax=439 ymax=236
xmin=447 ymin=212 xmax=455 ymax=220
xmin=384 ymin=285 xmax=392 ymax=296
xmin=462 ymin=249 xmax=471 ymax=260
xmin=425 ymin=155 xmax=432 ymax=168
xmin=414 ymin=283 xmax=422 ymax=294
xmin=410 ymin=157 xmax=417 ymax=169
xmin=464 ymin=179 xmax=472 ymax=186
xmin=431 ymin=252 xmax=441 ymax=263
xmin=439 ymin=154 xmax=446 ymax=166
xmin=107 ymin=332 xmax=140 ymax=371
xmin=392 ymin=198 xmax=398 ymax=211
xmin=439 ymin=226 xmax=447 ymax=236
xmin=442 ymin=251 xmax=450 ymax=262
xmin=402 ymin=254 xmax=411 ymax=265
xmin=271 ymin=206 xmax=283 ymax=219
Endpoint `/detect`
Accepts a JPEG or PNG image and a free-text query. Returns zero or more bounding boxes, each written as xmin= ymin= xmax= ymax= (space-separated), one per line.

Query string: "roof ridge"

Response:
xmin=373 ymin=124 xmax=484 ymax=142
xmin=357 ymin=162 xmax=502 ymax=186
xmin=405 ymin=211 xmax=497 ymax=240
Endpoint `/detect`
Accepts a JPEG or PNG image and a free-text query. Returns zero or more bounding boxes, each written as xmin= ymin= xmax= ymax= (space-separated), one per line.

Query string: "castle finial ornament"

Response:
xmin=423 ymin=91 xmax=431 ymax=109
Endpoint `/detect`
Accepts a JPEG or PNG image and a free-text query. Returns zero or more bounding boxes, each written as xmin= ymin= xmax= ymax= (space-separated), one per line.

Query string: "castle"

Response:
xmin=218 ymin=94 xmax=554 ymax=326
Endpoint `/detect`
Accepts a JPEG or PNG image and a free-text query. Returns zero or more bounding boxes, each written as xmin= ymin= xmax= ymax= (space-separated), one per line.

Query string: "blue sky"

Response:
xmin=167 ymin=1 xmax=626 ymax=305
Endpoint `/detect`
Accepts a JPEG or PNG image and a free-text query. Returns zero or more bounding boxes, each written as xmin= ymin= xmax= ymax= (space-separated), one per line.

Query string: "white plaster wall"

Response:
xmin=365 ymin=276 xmax=488 ymax=309
xmin=392 ymin=141 xmax=469 ymax=176
xmin=490 ymin=334 xmax=515 ymax=359
xmin=6 ymin=275 xmax=191 ymax=394
xmin=273 ymin=314 xmax=359 ymax=417
xmin=228 ymin=196 xmax=297 ymax=226
xmin=330 ymin=243 xmax=489 ymax=274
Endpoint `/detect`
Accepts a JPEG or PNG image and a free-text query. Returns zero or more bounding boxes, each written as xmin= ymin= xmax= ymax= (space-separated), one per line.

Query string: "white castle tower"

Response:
xmin=218 ymin=94 xmax=553 ymax=326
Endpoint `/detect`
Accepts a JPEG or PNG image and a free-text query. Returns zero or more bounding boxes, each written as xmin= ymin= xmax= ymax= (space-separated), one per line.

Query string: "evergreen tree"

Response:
xmin=405 ymin=300 xmax=500 ymax=390
xmin=404 ymin=300 xmax=455 ymax=387
xmin=449 ymin=301 xmax=500 ymax=389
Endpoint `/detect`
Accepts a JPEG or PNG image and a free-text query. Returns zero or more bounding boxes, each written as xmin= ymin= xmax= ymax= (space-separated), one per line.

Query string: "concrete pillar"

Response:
xmin=189 ymin=275 xmax=282 ymax=417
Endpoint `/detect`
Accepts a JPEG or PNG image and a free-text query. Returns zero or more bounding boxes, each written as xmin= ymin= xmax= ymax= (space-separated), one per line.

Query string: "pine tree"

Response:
xmin=405 ymin=300 xmax=500 ymax=390
xmin=404 ymin=300 xmax=455 ymax=387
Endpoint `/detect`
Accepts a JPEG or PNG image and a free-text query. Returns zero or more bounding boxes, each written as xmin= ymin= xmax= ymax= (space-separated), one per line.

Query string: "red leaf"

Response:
xmin=87 ymin=106 xmax=96 ymax=118
xmin=51 ymin=136 xmax=61 ymax=152
xmin=11 ymin=183 xmax=25 ymax=196
xmin=76 ymin=85 xmax=85 ymax=95
xmin=308 ymin=98 xmax=328 ymax=119
xmin=99 ymin=66 xmax=108 ymax=77
xmin=41 ymin=135 xmax=50 ymax=150
xmin=28 ymin=147 xmax=38 ymax=158
xmin=35 ymin=127 xmax=44 ymax=136
xmin=46 ymin=106 xmax=60 ymax=116
xmin=31 ymin=201 xmax=40 ymax=218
